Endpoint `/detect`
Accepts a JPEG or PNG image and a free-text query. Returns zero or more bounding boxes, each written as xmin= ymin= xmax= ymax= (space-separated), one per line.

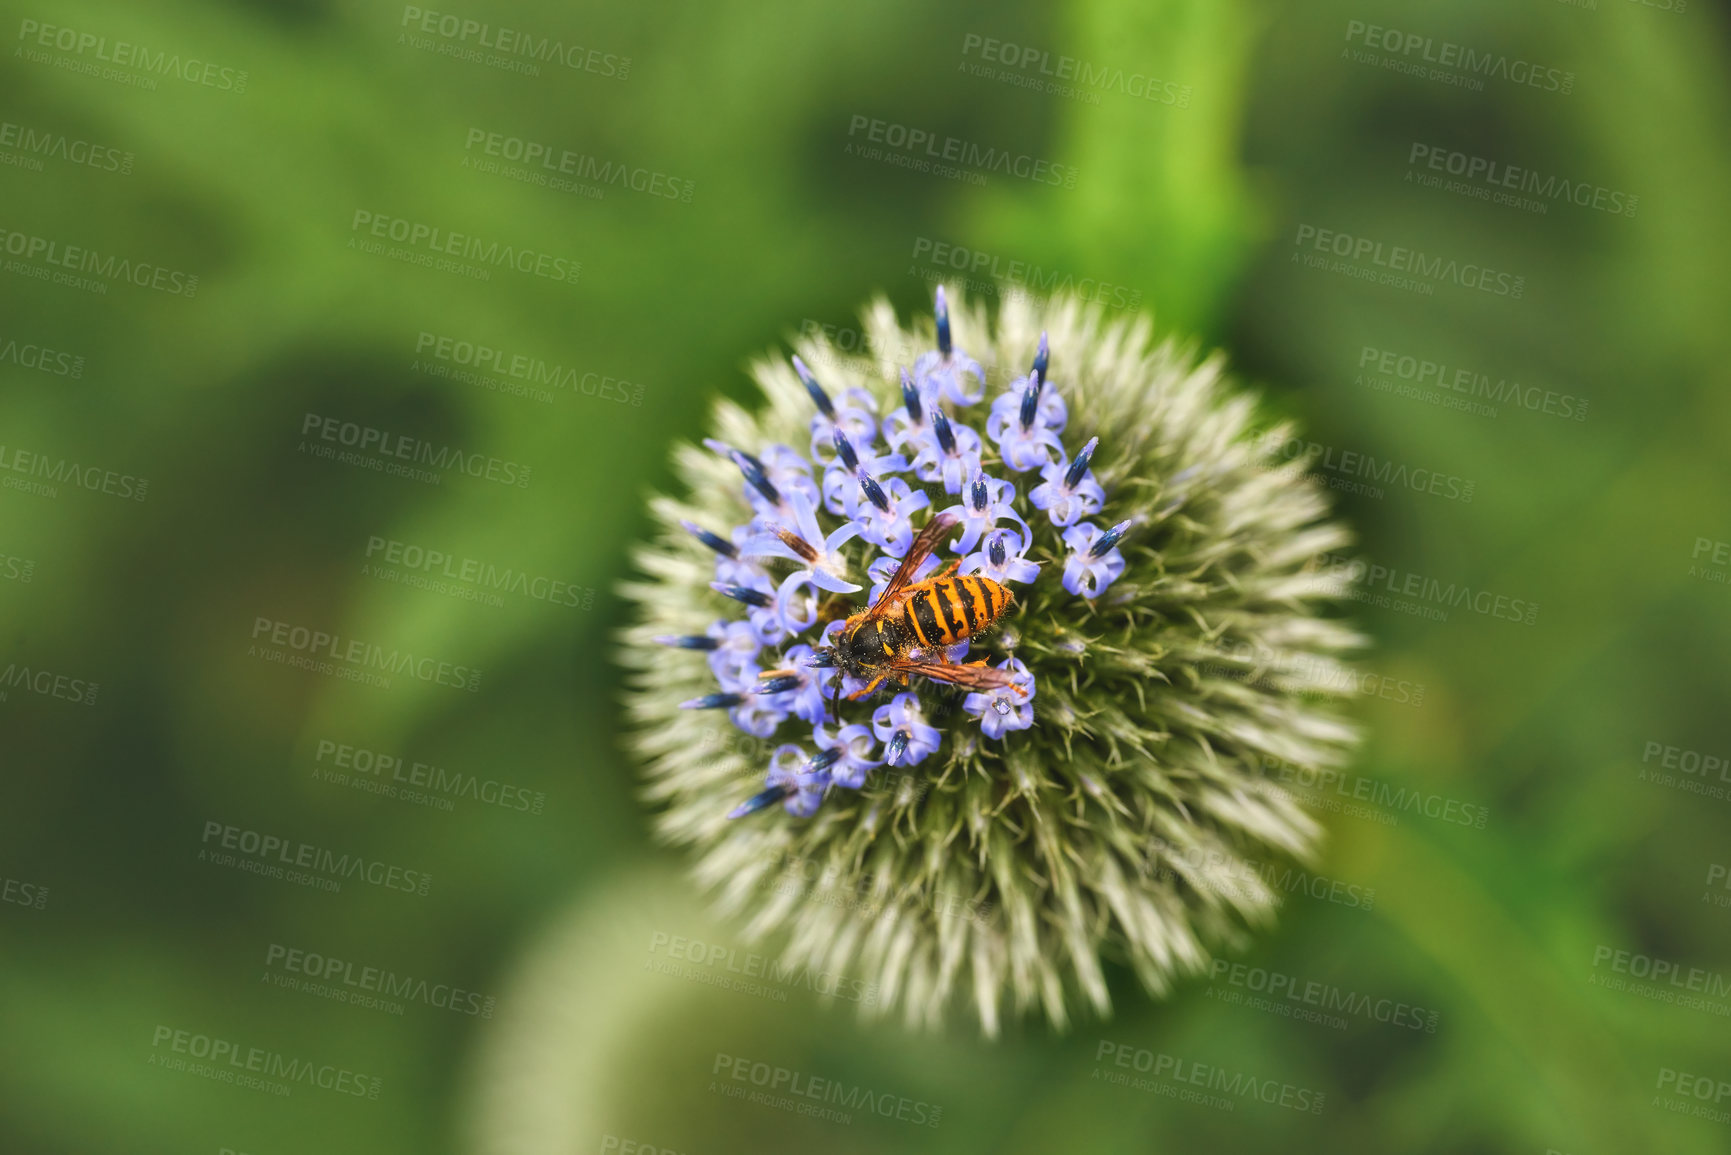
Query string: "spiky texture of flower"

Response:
xmin=620 ymin=286 xmax=1361 ymax=1036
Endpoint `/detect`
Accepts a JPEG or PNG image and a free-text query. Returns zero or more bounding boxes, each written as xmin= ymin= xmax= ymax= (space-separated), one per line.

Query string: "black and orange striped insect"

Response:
xmin=812 ymin=511 xmax=1027 ymax=712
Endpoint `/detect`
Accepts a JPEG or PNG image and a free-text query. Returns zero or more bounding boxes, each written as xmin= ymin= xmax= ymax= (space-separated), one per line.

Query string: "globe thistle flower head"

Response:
xmin=623 ymin=285 xmax=1361 ymax=1035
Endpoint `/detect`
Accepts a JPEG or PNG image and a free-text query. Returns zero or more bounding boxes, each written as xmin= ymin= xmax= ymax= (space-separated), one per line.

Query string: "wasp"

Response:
xmin=812 ymin=511 xmax=1027 ymax=712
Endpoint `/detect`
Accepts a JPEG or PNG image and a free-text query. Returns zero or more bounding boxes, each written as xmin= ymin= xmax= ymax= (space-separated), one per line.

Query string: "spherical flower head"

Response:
xmin=624 ymin=285 xmax=1362 ymax=1036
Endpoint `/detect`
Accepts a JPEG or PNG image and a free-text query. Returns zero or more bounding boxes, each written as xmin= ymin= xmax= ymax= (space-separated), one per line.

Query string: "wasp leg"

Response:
xmin=847 ymin=673 xmax=893 ymax=701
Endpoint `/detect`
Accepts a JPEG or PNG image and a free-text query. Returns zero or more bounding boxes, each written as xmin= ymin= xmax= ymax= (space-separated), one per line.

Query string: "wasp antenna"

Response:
xmin=728 ymin=784 xmax=791 ymax=819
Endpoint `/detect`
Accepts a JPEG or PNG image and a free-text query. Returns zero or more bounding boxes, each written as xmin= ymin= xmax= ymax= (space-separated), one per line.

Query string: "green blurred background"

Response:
xmin=3 ymin=0 xmax=1730 ymax=1152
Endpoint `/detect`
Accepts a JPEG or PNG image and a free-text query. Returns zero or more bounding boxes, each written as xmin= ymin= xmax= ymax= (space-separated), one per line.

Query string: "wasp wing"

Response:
xmin=890 ymin=656 xmax=1029 ymax=696
xmin=865 ymin=512 xmax=959 ymax=620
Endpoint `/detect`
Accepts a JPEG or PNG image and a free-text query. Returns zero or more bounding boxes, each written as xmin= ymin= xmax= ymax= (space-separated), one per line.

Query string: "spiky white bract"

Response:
xmin=620 ymin=286 xmax=1361 ymax=1036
